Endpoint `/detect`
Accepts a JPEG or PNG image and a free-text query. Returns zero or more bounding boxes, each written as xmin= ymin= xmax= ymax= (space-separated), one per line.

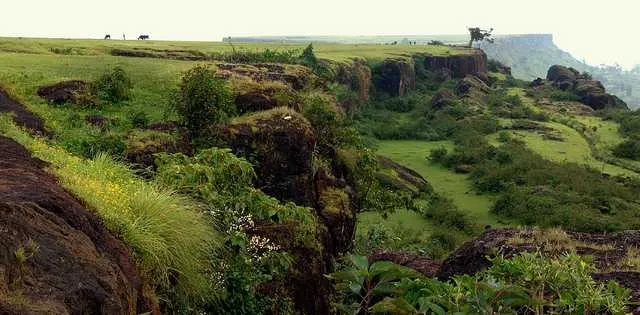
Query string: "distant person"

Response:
xmin=123 ymin=33 xmax=126 ymax=40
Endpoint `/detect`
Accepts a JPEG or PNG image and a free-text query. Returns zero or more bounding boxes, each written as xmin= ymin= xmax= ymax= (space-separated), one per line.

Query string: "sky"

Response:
xmin=2 ymin=0 xmax=639 ymax=68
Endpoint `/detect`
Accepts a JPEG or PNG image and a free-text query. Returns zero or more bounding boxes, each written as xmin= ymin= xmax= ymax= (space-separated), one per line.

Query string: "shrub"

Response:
xmin=471 ymin=142 xmax=640 ymax=232
xmin=129 ymin=110 xmax=150 ymax=128
xmin=302 ymin=92 xmax=360 ymax=152
xmin=612 ymin=139 xmax=640 ymax=160
xmin=550 ymin=90 xmax=581 ymax=102
xmin=428 ymin=147 xmax=448 ymax=163
xmin=497 ymin=131 xmax=511 ymax=143
xmin=75 ymin=131 xmax=126 ymax=158
xmin=91 ymin=66 xmax=133 ymax=103
xmin=172 ymin=65 xmax=234 ymax=140
xmin=210 ymin=48 xmax=300 ymax=64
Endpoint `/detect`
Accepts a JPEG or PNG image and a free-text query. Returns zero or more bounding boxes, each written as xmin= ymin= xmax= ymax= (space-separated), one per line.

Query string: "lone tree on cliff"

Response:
xmin=467 ymin=27 xmax=494 ymax=47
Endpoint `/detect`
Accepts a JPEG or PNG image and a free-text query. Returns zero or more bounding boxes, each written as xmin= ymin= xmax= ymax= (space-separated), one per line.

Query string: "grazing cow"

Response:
xmin=137 ymin=35 xmax=149 ymax=40
xmin=104 ymin=34 xmax=111 ymax=39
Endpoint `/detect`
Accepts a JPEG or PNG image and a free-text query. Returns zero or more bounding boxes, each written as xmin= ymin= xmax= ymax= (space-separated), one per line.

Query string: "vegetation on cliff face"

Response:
xmin=3 ymin=36 xmax=640 ymax=314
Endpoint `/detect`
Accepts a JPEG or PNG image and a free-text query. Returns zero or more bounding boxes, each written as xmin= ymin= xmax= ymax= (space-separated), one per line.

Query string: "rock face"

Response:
xmin=36 ymin=80 xmax=90 ymax=105
xmin=546 ymin=65 xmax=628 ymax=110
xmin=219 ymin=109 xmax=360 ymax=314
xmin=424 ymin=49 xmax=488 ymax=78
xmin=0 ymin=136 xmax=155 ymax=315
xmin=335 ymin=57 xmax=372 ymax=103
xmin=373 ymin=58 xmax=416 ymax=97
xmin=222 ymin=110 xmax=316 ymax=206
xmin=455 ymin=75 xmax=491 ymax=103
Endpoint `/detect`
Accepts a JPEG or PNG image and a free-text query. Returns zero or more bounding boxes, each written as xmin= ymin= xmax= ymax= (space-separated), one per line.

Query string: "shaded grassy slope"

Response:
xmin=488 ymin=120 xmax=636 ymax=177
xmin=376 ymin=140 xmax=497 ymax=226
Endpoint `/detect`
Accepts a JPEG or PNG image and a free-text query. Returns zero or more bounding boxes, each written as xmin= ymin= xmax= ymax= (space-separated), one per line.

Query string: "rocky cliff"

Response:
xmin=424 ymin=49 xmax=488 ymax=78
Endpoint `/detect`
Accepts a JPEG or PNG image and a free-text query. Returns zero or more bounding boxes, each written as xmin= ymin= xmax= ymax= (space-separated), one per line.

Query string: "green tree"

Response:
xmin=468 ymin=27 xmax=494 ymax=48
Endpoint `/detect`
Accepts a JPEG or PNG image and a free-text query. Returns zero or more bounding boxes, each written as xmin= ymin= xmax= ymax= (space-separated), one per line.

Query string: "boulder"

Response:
xmin=455 ymin=75 xmax=491 ymax=97
xmin=221 ymin=109 xmax=316 ymax=207
xmin=545 ymin=65 xmax=628 ymax=110
xmin=546 ymin=65 xmax=580 ymax=90
xmin=0 ymin=136 xmax=156 ymax=315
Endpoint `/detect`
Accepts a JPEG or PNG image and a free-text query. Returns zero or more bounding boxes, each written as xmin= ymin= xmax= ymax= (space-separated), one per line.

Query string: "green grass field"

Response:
xmin=376 ymin=140 xmax=497 ymax=226
xmin=356 ymin=209 xmax=434 ymax=253
xmin=0 ymin=37 xmax=472 ymax=63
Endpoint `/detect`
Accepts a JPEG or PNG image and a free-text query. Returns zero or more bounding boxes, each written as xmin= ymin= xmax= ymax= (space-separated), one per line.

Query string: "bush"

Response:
xmin=210 ymin=48 xmax=300 ymax=64
xmin=172 ymin=65 xmax=234 ymax=140
xmin=428 ymin=147 xmax=448 ymax=163
xmin=91 ymin=66 xmax=133 ymax=103
xmin=550 ymin=90 xmax=581 ymax=102
xmin=612 ymin=139 xmax=640 ymax=160
xmin=470 ymin=142 xmax=640 ymax=232
xmin=302 ymin=93 xmax=360 ymax=152
xmin=129 ymin=110 xmax=150 ymax=128
xmin=497 ymin=131 xmax=511 ymax=143
xmin=75 ymin=131 xmax=126 ymax=158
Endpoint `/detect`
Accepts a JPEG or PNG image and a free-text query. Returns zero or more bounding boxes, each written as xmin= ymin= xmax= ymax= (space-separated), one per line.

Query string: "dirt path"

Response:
xmin=0 ymin=88 xmax=49 ymax=137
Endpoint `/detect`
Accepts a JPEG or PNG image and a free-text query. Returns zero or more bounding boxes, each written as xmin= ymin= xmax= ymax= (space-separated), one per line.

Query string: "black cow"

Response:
xmin=137 ymin=35 xmax=149 ymax=40
xmin=104 ymin=34 xmax=111 ymax=39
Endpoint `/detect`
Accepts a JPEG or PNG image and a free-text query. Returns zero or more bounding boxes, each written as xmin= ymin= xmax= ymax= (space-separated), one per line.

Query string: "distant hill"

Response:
xmin=476 ymin=34 xmax=640 ymax=109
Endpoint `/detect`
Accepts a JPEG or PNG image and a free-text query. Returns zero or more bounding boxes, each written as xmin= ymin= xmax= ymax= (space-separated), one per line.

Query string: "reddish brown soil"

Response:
xmin=0 ymin=135 xmax=156 ymax=314
xmin=36 ymin=80 xmax=89 ymax=106
xmin=0 ymin=88 xmax=49 ymax=137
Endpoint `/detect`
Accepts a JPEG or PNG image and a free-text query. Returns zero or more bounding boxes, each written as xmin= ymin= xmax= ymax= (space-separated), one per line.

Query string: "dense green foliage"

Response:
xmin=465 ymin=142 xmax=640 ymax=232
xmin=210 ymin=47 xmax=301 ymax=64
xmin=329 ymin=252 xmax=630 ymax=314
xmin=155 ymin=149 xmax=318 ymax=313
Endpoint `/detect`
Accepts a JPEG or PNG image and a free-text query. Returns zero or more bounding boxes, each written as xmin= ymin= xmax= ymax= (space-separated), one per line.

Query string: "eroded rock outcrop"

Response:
xmin=335 ymin=57 xmax=372 ymax=103
xmin=218 ymin=108 xmax=360 ymax=314
xmin=424 ymin=49 xmax=488 ymax=78
xmin=373 ymin=58 xmax=416 ymax=97
xmin=546 ymin=65 xmax=628 ymax=110
xmin=220 ymin=109 xmax=316 ymax=206
xmin=0 ymin=136 xmax=156 ymax=315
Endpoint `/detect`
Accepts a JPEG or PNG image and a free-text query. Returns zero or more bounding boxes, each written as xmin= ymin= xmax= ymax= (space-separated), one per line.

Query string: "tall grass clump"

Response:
xmin=0 ymin=114 xmax=218 ymax=307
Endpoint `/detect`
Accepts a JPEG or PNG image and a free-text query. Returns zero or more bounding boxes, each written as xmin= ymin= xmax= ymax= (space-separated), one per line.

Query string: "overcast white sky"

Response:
xmin=2 ymin=0 xmax=639 ymax=68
